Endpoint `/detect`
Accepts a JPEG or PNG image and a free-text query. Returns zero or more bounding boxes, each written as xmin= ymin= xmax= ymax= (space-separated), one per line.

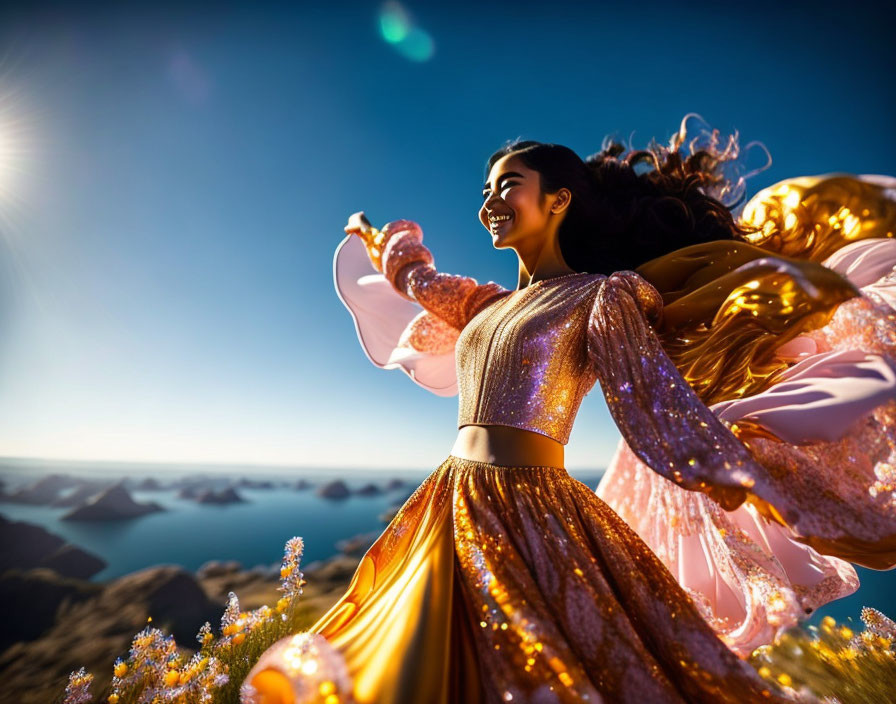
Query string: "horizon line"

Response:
xmin=0 ymin=454 xmax=605 ymax=474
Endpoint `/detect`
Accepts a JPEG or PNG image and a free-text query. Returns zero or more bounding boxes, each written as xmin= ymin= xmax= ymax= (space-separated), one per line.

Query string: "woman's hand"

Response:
xmin=345 ymin=211 xmax=387 ymax=272
xmin=345 ymin=211 xmax=373 ymax=238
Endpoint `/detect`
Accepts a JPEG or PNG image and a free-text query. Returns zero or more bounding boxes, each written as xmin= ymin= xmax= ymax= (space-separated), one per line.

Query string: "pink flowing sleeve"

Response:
xmin=334 ymin=220 xmax=509 ymax=396
xmin=592 ymin=238 xmax=896 ymax=655
xmin=586 ymin=268 xmax=896 ymax=569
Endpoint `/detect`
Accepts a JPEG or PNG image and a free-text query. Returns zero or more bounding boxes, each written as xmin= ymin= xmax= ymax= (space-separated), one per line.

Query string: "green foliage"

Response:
xmin=750 ymin=609 xmax=896 ymax=703
xmin=60 ymin=538 xmax=317 ymax=704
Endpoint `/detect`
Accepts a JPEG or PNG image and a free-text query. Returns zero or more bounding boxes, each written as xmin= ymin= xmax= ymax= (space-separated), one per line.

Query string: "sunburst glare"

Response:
xmin=0 ymin=76 xmax=34 ymax=218
xmin=0 ymin=63 xmax=40 ymax=306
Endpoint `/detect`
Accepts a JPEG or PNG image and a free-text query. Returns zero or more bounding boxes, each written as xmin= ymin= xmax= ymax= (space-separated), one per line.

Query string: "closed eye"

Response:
xmin=482 ymin=171 xmax=525 ymax=200
xmin=482 ymin=180 xmax=519 ymax=200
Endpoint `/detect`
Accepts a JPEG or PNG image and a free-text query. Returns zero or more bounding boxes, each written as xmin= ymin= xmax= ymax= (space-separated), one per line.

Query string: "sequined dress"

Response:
xmin=241 ymin=174 xmax=896 ymax=704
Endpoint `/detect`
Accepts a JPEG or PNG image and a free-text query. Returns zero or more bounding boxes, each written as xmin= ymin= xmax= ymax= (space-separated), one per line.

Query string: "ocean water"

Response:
xmin=0 ymin=462 xmax=892 ymax=631
xmin=0 ymin=469 xmax=429 ymax=581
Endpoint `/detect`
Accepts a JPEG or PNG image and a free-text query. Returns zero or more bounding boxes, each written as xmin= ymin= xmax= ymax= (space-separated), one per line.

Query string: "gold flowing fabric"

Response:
xmin=739 ymin=174 xmax=896 ymax=262
xmin=637 ymin=173 xmax=895 ymax=407
xmin=636 ymin=241 xmax=858 ymax=406
xmin=246 ymin=457 xmax=788 ymax=704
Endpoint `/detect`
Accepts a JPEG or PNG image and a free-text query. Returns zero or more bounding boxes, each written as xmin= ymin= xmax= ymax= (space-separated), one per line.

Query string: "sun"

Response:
xmin=0 ymin=83 xmax=33 ymax=210
xmin=0 ymin=123 xmax=11 ymax=191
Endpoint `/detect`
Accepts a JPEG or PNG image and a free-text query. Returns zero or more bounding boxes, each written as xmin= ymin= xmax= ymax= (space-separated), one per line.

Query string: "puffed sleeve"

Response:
xmin=378 ymin=220 xmax=509 ymax=330
xmin=334 ymin=220 xmax=509 ymax=396
xmin=587 ymin=268 xmax=896 ymax=570
xmin=585 ymin=270 xmax=762 ymax=512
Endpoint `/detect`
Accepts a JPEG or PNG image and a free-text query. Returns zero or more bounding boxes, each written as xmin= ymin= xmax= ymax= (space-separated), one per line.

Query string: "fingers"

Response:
xmin=345 ymin=211 xmax=372 ymax=234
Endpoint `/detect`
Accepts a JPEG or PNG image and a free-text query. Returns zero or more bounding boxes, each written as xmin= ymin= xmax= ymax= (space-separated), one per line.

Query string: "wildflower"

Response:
xmin=221 ymin=591 xmax=241 ymax=631
xmin=279 ymin=537 xmax=306 ymax=599
xmin=113 ymin=659 xmax=128 ymax=678
xmin=179 ymin=654 xmax=229 ymax=703
xmin=861 ymin=606 xmax=896 ymax=641
xmin=63 ymin=667 xmax=94 ymax=704
xmin=196 ymin=621 xmax=214 ymax=647
xmin=107 ymin=626 xmax=181 ymax=703
xmin=235 ymin=604 xmax=275 ymax=635
xmin=253 ymin=604 xmax=273 ymax=624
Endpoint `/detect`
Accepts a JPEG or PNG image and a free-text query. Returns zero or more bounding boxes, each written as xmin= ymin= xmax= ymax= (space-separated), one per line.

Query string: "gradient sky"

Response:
xmin=0 ymin=1 xmax=892 ymax=471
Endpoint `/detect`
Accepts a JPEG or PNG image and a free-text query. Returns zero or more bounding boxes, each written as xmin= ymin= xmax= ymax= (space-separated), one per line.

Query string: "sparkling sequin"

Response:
xmin=456 ymin=272 xmax=602 ymax=444
xmin=598 ymin=436 xmax=859 ymax=656
xmin=586 ymin=271 xmax=775 ymax=512
xmin=733 ymin=292 xmax=896 ymax=569
xmin=244 ymin=457 xmax=790 ymax=703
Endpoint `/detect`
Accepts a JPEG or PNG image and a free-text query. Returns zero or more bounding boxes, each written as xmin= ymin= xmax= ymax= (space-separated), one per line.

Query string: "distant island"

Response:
xmin=61 ymin=485 xmax=165 ymax=521
xmin=194 ymin=487 xmax=247 ymax=505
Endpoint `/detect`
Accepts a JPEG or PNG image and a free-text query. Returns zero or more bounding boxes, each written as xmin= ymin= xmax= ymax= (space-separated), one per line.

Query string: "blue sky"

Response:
xmin=0 ymin=1 xmax=892 ymax=470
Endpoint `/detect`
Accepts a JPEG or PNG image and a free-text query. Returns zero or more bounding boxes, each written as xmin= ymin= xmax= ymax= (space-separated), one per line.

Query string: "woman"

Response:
xmin=241 ymin=120 xmax=896 ymax=703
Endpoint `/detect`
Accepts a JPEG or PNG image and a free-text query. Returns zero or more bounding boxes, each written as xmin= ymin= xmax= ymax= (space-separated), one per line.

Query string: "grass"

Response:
xmin=58 ymin=533 xmax=896 ymax=704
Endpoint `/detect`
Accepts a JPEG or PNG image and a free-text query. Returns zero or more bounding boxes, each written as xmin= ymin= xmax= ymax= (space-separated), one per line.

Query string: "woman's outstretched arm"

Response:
xmin=346 ymin=212 xmax=509 ymax=332
xmin=585 ymin=270 xmax=763 ymax=511
xmin=585 ymin=269 xmax=896 ymax=569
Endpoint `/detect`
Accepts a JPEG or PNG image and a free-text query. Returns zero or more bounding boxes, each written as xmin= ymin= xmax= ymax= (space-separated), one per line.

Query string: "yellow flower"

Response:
xmin=113 ymin=661 xmax=128 ymax=678
xmin=164 ymin=670 xmax=180 ymax=687
xmin=108 ymin=695 xmax=120 ymax=704
xmin=233 ymin=632 xmax=246 ymax=645
xmin=276 ymin=597 xmax=290 ymax=613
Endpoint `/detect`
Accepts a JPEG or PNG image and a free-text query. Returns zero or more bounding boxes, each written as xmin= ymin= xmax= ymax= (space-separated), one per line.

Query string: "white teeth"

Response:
xmin=488 ymin=214 xmax=511 ymax=223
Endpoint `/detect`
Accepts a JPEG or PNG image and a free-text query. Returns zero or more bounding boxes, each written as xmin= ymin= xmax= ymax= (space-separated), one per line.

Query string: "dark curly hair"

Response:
xmin=485 ymin=116 xmax=767 ymax=275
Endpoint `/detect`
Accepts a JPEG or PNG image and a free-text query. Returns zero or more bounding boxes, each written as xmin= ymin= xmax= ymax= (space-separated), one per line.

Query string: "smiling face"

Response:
xmin=479 ymin=154 xmax=565 ymax=250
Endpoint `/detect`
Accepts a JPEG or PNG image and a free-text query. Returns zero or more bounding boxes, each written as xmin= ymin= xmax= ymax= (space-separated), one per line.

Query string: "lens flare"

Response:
xmin=377 ymin=2 xmax=435 ymax=62
xmin=393 ymin=27 xmax=435 ymax=62
xmin=379 ymin=2 xmax=410 ymax=43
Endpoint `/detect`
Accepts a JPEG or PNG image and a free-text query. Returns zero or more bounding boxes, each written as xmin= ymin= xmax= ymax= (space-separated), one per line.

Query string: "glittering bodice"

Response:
xmin=455 ymin=272 xmax=605 ymax=444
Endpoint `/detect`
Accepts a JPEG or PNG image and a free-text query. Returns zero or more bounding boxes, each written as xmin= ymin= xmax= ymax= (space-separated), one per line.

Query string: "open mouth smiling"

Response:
xmin=488 ymin=213 xmax=513 ymax=232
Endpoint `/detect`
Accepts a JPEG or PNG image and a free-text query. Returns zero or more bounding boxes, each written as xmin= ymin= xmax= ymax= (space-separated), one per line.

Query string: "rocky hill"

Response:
xmin=61 ymin=484 xmax=165 ymax=521
xmin=0 ymin=518 xmax=359 ymax=704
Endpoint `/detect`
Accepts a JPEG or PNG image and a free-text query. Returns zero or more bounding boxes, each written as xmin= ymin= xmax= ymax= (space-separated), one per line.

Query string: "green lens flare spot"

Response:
xmin=379 ymin=2 xmax=410 ymax=44
xmin=394 ymin=27 xmax=435 ymax=62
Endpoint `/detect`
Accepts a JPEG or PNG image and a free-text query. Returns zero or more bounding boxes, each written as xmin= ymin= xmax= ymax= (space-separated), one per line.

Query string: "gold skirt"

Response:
xmin=245 ymin=456 xmax=789 ymax=704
